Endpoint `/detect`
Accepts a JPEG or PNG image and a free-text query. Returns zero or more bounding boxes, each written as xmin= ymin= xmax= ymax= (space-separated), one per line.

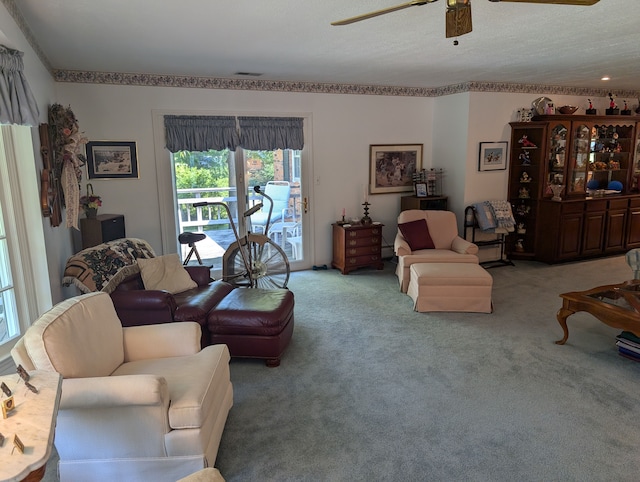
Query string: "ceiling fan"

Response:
xmin=331 ymin=0 xmax=600 ymax=39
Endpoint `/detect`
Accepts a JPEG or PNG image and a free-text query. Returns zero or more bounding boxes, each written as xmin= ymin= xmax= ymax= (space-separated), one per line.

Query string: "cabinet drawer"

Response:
xmin=630 ymin=198 xmax=640 ymax=209
xmin=345 ymin=236 xmax=380 ymax=248
xmin=345 ymin=254 xmax=381 ymax=267
xmin=345 ymin=227 xmax=381 ymax=239
xmin=609 ymin=198 xmax=629 ymax=210
xmin=585 ymin=200 xmax=607 ymax=212
xmin=562 ymin=202 xmax=584 ymax=214
xmin=345 ymin=245 xmax=381 ymax=257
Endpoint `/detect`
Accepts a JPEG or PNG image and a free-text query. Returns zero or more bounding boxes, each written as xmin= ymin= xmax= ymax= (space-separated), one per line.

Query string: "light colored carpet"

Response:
xmin=45 ymin=255 xmax=640 ymax=481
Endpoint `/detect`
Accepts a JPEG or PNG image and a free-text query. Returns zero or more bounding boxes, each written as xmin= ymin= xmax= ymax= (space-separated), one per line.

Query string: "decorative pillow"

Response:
xmin=398 ymin=219 xmax=435 ymax=251
xmin=137 ymin=254 xmax=197 ymax=294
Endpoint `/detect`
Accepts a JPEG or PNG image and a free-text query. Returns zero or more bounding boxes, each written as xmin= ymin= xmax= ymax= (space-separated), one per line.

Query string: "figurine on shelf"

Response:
xmin=517 ymin=223 xmax=526 ymax=234
xmin=518 ymin=187 xmax=530 ymax=199
xmin=622 ymin=100 xmax=632 ymax=115
xmin=586 ymin=98 xmax=596 ymax=115
xmin=516 ymin=203 xmax=530 ymax=217
xmin=519 ymin=172 xmax=531 ymax=183
xmin=518 ymin=135 xmax=537 ymax=148
xmin=548 ymin=183 xmax=564 ymax=201
xmin=606 ymin=92 xmax=619 ymax=115
xmin=518 ymin=150 xmax=531 ymax=165
xmin=515 ymin=239 xmax=525 ymax=252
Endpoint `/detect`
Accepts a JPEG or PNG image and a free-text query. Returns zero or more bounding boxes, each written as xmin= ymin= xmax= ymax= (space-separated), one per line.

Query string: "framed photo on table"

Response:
xmin=369 ymin=144 xmax=423 ymax=194
xmin=415 ymin=182 xmax=428 ymax=197
xmin=478 ymin=141 xmax=508 ymax=171
xmin=86 ymin=141 xmax=139 ymax=179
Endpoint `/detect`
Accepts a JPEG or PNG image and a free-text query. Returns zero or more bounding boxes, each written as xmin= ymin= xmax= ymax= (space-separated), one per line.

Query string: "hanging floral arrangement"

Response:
xmin=48 ymin=104 xmax=88 ymax=229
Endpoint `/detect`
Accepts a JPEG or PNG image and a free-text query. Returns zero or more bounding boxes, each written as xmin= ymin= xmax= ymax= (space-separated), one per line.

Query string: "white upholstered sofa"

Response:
xmin=394 ymin=210 xmax=479 ymax=293
xmin=11 ymin=292 xmax=233 ymax=482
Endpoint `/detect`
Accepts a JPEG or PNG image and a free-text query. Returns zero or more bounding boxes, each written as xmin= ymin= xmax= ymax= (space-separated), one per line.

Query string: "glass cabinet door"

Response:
xmin=546 ymin=122 xmax=568 ymax=197
xmin=631 ymin=128 xmax=640 ymax=192
xmin=567 ymin=123 xmax=590 ymax=195
xmin=586 ymin=124 xmax=633 ymax=194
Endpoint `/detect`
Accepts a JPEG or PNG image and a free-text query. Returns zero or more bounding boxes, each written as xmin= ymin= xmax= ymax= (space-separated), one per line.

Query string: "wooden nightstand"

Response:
xmin=331 ymin=223 xmax=384 ymax=275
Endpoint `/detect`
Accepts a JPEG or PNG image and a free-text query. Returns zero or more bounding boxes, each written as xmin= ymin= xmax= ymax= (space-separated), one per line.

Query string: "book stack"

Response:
xmin=616 ymin=331 xmax=640 ymax=361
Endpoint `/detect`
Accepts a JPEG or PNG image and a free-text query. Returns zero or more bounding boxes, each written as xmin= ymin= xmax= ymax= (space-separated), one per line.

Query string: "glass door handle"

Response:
xmin=303 ymin=197 xmax=308 ymax=214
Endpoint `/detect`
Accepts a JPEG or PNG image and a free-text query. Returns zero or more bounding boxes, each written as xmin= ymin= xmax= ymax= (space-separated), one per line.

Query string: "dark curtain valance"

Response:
xmin=164 ymin=115 xmax=240 ymax=152
xmin=238 ymin=116 xmax=304 ymax=150
xmin=0 ymin=45 xmax=39 ymax=126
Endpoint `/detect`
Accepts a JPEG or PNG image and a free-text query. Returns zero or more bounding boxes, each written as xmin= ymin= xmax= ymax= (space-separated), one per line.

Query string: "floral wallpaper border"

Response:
xmin=52 ymin=70 xmax=640 ymax=99
xmin=4 ymin=0 xmax=639 ymax=100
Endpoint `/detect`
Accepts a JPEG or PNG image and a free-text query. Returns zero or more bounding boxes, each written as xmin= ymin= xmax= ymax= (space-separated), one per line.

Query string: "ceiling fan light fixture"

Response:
xmin=445 ymin=1 xmax=472 ymax=38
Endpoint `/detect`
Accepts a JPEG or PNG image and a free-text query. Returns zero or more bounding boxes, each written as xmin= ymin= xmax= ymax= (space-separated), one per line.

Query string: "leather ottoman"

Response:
xmin=407 ymin=262 xmax=493 ymax=313
xmin=207 ymin=288 xmax=294 ymax=367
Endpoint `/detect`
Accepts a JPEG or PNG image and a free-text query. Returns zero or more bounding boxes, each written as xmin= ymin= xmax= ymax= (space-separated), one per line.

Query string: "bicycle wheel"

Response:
xmin=222 ymin=234 xmax=290 ymax=289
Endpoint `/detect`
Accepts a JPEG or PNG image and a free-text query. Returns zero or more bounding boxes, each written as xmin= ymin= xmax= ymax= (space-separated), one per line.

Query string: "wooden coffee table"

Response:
xmin=556 ymin=280 xmax=640 ymax=345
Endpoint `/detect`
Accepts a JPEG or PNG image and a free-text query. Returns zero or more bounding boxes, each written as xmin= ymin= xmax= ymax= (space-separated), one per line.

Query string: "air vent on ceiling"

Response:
xmin=235 ymin=72 xmax=263 ymax=77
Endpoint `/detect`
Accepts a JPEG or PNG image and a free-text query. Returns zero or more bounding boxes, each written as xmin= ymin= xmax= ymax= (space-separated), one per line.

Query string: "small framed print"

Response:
xmin=478 ymin=141 xmax=508 ymax=171
xmin=13 ymin=434 xmax=24 ymax=454
xmin=86 ymin=141 xmax=139 ymax=179
xmin=415 ymin=182 xmax=428 ymax=197
xmin=2 ymin=395 xmax=15 ymax=419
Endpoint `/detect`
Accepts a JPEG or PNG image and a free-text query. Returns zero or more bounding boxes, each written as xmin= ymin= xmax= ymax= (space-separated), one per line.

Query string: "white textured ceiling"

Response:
xmin=10 ymin=0 xmax=640 ymax=92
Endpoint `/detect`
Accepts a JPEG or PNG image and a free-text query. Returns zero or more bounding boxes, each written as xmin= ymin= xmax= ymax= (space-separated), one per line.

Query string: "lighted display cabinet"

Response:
xmin=508 ymin=115 xmax=640 ymax=263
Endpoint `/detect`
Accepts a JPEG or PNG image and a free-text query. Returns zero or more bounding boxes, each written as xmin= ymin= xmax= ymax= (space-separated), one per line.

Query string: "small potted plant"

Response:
xmin=79 ymin=183 xmax=102 ymax=218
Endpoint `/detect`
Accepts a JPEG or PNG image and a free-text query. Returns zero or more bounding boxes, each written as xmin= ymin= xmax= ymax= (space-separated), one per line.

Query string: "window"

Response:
xmin=0 ymin=125 xmax=52 ymax=365
xmin=0 ymin=201 xmax=18 ymax=345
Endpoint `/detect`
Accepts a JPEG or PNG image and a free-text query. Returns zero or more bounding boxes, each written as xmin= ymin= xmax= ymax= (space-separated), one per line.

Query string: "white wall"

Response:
xmin=56 ymin=82 xmax=614 ymax=272
xmin=55 ymin=84 xmax=435 ymax=264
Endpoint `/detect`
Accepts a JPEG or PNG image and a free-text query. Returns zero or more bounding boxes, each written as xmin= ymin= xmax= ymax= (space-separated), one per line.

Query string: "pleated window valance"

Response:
xmin=238 ymin=116 xmax=304 ymax=151
xmin=164 ymin=115 xmax=240 ymax=153
xmin=164 ymin=115 xmax=304 ymax=153
xmin=0 ymin=45 xmax=39 ymax=126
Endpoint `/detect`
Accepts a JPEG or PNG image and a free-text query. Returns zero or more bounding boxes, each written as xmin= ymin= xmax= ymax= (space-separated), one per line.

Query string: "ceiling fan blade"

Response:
xmin=489 ymin=0 xmax=599 ymax=5
xmin=446 ymin=2 xmax=472 ymax=38
xmin=331 ymin=0 xmax=435 ymax=26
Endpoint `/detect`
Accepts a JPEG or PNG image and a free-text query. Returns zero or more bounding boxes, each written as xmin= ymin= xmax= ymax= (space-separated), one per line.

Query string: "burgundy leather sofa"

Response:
xmin=109 ymin=265 xmax=294 ymax=366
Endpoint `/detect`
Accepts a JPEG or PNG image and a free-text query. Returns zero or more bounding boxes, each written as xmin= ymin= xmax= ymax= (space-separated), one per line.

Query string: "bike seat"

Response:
xmin=178 ymin=232 xmax=207 ymax=245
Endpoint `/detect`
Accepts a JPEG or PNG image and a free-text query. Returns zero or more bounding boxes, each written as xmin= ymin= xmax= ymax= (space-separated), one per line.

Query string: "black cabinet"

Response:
xmin=80 ymin=214 xmax=125 ymax=249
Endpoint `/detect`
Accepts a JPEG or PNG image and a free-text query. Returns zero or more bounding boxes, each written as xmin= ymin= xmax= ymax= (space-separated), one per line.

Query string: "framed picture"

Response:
xmin=478 ymin=141 xmax=508 ymax=171
xmin=369 ymin=144 xmax=423 ymax=194
xmin=86 ymin=141 xmax=139 ymax=179
xmin=415 ymin=182 xmax=428 ymax=197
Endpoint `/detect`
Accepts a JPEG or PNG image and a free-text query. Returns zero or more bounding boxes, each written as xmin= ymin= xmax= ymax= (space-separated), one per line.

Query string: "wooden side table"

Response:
xmin=0 ymin=370 xmax=62 ymax=482
xmin=80 ymin=214 xmax=126 ymax=249
xmin=331 ymin=223 xmax=384 ymax=274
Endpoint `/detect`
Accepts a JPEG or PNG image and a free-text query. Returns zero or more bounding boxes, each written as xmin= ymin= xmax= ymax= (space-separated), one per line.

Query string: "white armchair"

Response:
xmin=394 ymin=210 xmax=479 ymax=293
xmin=11 ymin=292 xmax=233 ymax=482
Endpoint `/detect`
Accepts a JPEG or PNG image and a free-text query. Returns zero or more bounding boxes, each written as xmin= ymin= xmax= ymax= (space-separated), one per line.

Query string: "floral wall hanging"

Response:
xmin=46 ymin=104 xmax=88 ymax=229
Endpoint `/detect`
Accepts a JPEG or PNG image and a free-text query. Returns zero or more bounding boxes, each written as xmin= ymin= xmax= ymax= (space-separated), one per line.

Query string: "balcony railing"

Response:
xmin=177 ymin=187 xmax=239 ymax=233
xmin=177 ymin=185 xmax=301 ymax=234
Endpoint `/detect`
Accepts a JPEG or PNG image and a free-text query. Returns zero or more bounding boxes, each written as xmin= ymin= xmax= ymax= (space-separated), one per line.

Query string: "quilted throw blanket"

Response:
xmin=63 ymin=238 xmax=156 ymax=294
xmin=473 ymin=200 xmax=515 ymax=233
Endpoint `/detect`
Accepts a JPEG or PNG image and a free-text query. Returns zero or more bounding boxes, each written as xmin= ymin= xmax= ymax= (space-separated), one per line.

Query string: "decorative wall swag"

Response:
xmin=43 ymin=104 xmax=87 ymax=229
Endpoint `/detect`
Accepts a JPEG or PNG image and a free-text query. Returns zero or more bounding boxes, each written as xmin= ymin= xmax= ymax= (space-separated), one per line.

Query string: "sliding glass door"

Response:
xmin=172 ymin=147 xmax=305 ymax=279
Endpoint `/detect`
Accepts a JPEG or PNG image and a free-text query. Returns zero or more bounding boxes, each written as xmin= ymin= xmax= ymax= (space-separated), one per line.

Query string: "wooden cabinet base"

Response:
xmin=332 ymin=223 xmax=384 ymax=274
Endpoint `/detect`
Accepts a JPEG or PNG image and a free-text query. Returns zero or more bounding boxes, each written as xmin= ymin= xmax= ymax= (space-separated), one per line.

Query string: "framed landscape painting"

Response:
xmin=369 ymin=144 xmax=423 ymax=194
xmin=86 ymin=141 xmax=139 ymax=179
